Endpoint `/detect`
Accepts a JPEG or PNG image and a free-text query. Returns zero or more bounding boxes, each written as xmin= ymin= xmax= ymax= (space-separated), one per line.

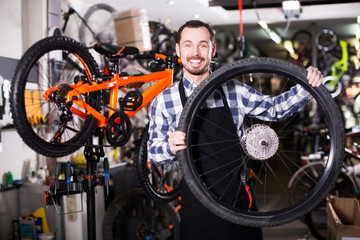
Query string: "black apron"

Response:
xmin=178 ymin=80 xmax=263 ymax=240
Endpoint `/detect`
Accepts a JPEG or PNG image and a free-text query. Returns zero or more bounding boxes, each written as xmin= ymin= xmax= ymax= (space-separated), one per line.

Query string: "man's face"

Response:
xmin=176 ymin=26 xmax=216 ymax=82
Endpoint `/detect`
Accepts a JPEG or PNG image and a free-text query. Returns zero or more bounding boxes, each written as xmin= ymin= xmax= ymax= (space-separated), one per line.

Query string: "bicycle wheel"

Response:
xmin=78 ymin=3 xmax=116 ymax=69
xmin=289 ymin=161 xmax=357 ymax=240
xmin=177 ymin=57 xmax=344 ymax=227
xmin=135 ymin=124 xmax=182 ymax=202
xmin=315 ymin=29 xmax=337 ymax=53
xmin=149 ymin=21 xmax=177 ymax=56
xmin=10 ymin=36 xmax=100 ymax=157
xmin=79 ymin=3 xmax=116 ymax=47
xmin=291 ymin=30 xmax=312 ymax=52
xmin=102 ymin=188 xmax=180 ymax=240
xmin=290 ymin=30 xmax=312 ymax=67
xmin=323 ymin=75 xmax=342 ymax=98
xmin=214 ymin=29 xmax=238 ymax=63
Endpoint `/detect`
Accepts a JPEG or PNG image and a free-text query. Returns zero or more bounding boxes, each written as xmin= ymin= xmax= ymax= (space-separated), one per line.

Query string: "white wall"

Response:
xmin=0 ymin=0 xmax=47 ymax=59
xmin=0 ymin=0 xmax=49 ymax=181
xmin=0 ymin=0 xmax=23 ymax=59
xmin=0 ymin=129 xmax=37 ymax=183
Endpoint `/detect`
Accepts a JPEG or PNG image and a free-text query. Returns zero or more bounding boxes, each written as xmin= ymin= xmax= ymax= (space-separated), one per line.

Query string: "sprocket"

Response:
xmin=241 ymin=124 xmax=279 ymax=161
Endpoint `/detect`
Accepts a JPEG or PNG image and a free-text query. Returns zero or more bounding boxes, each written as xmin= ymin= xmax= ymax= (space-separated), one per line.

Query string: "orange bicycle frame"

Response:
xmin=44 ymin=54 xmax=174 ymax=127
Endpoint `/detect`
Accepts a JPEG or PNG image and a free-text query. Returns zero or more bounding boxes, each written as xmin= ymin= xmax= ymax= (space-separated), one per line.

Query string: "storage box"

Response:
xmin=327 ymin=197 xmax=360 ymax=240
xmin=113 ymin=9 xmax=151 ymax=52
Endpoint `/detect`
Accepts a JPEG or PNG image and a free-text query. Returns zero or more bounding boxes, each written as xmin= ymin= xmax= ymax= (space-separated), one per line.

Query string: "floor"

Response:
xmin=263 ymin=220 xmax=317 ymax=240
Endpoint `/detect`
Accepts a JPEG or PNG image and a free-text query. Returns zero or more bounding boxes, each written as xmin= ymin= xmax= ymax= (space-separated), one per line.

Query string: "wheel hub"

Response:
xmin=54 ymin=84 xmax=73 ymax=106
xmin=241 ymin=124 xmax=279 ymax=160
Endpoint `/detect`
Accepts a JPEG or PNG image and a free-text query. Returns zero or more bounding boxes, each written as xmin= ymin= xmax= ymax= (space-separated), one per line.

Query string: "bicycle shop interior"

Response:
xmin=0 ymin=0 xmax=360 ymax=239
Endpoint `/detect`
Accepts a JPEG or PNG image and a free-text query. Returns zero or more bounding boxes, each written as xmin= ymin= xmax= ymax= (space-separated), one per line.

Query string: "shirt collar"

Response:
xmin=182 ymin=75 xmax=197 ymax=92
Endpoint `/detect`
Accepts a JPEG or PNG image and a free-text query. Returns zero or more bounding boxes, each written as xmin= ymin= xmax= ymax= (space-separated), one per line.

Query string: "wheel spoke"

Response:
xmin=178 ymin=58 xmax=344 ymax=227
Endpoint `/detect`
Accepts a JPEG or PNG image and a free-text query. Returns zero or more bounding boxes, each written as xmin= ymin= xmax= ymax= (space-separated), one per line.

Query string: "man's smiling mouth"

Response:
xmin=188 ymin=58 xmax=204 ymax=66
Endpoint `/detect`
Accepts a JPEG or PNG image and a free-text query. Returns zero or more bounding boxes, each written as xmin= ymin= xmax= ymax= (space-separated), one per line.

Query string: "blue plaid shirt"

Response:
xmin=148 ymin=76 xmax=312 ymax=164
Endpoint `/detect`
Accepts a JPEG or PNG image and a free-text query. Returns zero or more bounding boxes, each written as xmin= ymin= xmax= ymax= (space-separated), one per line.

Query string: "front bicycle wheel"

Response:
xmin=135 ymin=124 xmax=182 ymax=202
xmin=102 ymin=188 xmax=180 ymax=240
xmin=178 ymin=57 xmax=344 ymax=227
xmin=10 ymin=36 xmax=100 ymax=157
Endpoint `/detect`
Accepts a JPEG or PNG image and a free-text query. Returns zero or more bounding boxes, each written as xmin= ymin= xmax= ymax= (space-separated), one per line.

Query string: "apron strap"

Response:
xmin=178 ymin=78 xmax=230 ymax=110
xmin=179 ymin=79 xmax=187 ymax=107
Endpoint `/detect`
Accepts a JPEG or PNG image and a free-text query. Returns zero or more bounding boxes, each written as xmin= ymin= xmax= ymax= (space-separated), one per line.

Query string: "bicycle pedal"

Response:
xmin=120 ymin=90 xmax=143 ymax=111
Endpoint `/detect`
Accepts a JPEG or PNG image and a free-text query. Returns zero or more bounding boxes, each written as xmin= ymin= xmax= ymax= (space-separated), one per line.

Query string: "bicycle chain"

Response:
xmin=57 ymin=91 xmax=121 ymax=148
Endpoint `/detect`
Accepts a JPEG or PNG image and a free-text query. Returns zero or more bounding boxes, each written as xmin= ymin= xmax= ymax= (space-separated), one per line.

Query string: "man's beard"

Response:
xmin=186 ymin=67 xmax=208 ymax=75
xmin=184 ymin=57 xmax=208 ymax=75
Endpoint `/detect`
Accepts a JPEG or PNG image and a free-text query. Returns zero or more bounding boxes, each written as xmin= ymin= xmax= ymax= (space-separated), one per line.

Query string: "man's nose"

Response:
xmin=193 ymin=46 xmax=201 ymax=55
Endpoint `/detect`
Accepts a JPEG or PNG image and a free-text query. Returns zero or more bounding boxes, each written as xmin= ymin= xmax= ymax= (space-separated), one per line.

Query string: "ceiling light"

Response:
xmin=167 ymin=1 xmax=175 ymax=5
xmin=258 ymin=21 xmax=282 ymax=44
xmin=282 ymin=0 xmax=301 ymax=19
xmin=194 ymin=14 xmax=200 ymax=19
xmin=268 ymin=31 xmax=282 ymax=44
xmin=283 ymin=40 xmax=298 ymax=59
xmin=257 ymin=21 xmax=268 ymax=30
xmin=283 ymin=40 xmax=294 ymax=54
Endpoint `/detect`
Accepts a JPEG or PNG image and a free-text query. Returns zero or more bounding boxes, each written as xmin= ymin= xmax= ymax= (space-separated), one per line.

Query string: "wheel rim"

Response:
xmin=178 ymin=58 xmax=344 ymax=227
xmin=137 ymin=125 xmax=182 ymax=202
xmin=12 ymin=37 xmax=98 ymax=156
xmin=108 ymin=191 xmax=179 ymax=239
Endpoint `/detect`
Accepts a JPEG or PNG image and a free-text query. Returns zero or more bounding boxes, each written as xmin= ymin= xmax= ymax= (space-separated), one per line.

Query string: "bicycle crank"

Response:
xmin=105 ymin=112 xmax=132 ymax=147
xmin=241 ymin=124 xmax=279 ymax=161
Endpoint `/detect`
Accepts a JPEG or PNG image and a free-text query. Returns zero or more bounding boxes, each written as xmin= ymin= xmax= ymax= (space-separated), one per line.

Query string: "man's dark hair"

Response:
xmin=176 ymin=20 xmax=215 ymax=44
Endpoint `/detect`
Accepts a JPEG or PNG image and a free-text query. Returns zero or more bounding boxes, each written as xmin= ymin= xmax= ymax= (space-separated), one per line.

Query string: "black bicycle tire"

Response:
xmin=149 ymin=21 xmax=176 ymax=52
xmin=292 ymin=163 xmax=357 ymax=240
xmin=135 ymin=124 xmax=181 ymax=202
xmin=214 ymin=28 xmax=238 ymax=62
xmin=305 ymin=171 xmax=356 ymax=240
xmin=102 ymin=188 xmax=180 ymax=240
xmin=10 ymin=36 xmax=99 ymax=157
xmin=291 ymin=30 xmax=312 ymax=52
xmin=315 ymin=29 xmax=337 ymax=52
xmin=288 ymin=161 xmax=356 ymax=203
xmin=78 ymin=3 xmax=116 ymax=45
xmin=177 ymin=57 xmax=344 ymax=227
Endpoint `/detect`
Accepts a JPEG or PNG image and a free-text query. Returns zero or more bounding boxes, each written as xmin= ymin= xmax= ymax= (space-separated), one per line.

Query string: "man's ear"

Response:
xmin=176 ymin=43 xmax=180 ymax=57
xmin=211 ymin=44 xmax=217 ymax=58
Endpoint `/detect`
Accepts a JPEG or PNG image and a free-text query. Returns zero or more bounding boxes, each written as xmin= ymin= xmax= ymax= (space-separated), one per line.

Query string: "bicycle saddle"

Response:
xmin=93 ymin=42 xmax=139 ymax=58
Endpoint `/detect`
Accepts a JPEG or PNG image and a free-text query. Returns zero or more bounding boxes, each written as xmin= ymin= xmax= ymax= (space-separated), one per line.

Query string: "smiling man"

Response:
xmin=175 ymin=23 xmax=215 ymax=84
xmin=147 ymin=20 xmax=323 ymax=240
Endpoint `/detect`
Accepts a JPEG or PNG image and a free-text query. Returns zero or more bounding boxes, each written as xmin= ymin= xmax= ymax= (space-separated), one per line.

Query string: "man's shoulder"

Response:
xmin=156 ymin=81 xmax=180 ymax=99
xmin=150 ymin=81 xmax=180 ymax=108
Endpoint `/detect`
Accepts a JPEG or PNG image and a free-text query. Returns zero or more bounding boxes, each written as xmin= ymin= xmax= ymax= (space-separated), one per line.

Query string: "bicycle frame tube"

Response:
xmin=330 ymin=40 xmax=348 ymax=86
xmin=45 ymin=68 xmax=173 ymax=127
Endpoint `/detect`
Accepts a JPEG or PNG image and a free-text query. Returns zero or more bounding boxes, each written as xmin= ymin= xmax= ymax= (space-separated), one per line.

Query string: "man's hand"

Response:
xmin=306 ymin=66 xmax=323 ymax=87
xmin=168 ymin=131 xmax=187 ymax=154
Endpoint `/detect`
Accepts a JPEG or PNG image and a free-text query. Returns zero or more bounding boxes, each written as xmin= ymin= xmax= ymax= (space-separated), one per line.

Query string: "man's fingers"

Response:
xmin=306 ymin=66 xmax=323 ymax=87
xmin=168 ymin=131 xmax=187 ymax=154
